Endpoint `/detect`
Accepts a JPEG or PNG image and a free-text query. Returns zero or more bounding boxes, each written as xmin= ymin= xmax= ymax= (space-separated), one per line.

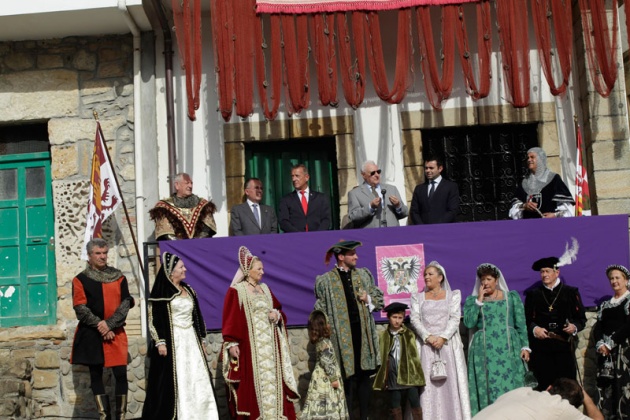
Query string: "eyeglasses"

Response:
xmin=370 ymin=169 xmax=382 ymax=176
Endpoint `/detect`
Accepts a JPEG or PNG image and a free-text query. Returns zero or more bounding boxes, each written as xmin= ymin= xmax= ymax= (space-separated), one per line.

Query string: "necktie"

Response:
xmin=252 ymin=204 xmax=261 ymax=228
xmin=428 ymin=181 xmax=436 ymax=198
xmin=371 ymin=186 xmax=379 ymax=199
xmin=300 ymin=191 xmax=308 ymax=215
xmin=300 ymin=191 xmax=308 ymax=232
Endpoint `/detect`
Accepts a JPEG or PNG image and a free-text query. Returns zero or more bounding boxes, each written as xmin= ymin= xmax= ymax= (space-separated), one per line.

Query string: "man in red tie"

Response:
xmin=278 ymin=163 xmax=331 ymax=232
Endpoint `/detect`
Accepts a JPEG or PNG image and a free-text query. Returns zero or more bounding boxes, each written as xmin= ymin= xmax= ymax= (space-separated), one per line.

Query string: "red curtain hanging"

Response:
xmin=172 ymin=0 xmax=202 ymax=121
xmin=454 ymin=1 xmax=491 ymax=100
xmin=253 ymin=15 xmax=283 ymax=120
xmin=210 ymin=0 xmax=235 ymax=121
xmin=364 ymin=9 xmax=414 ymax=104
xmin=496 ymin=0 xmax=530 ymax=107
xmin=337 ymin=12 xmax=367 ymax=109
xmin=310 ymin=14 xmax=339 ymax=107
xmin=416 ymin=5 xmax=456 ymax=109
xmin=280 ymin=14 xmax=311 ymax=115
xmin=579 ymin=0 xmax=619 ymax=98
xmin=233 ymin=0 xmax=256 ymax=118
xmin=206 ymin=0 xmax=623 ymax=121
xmin=531 ymin=0 xmax=573 ymax=96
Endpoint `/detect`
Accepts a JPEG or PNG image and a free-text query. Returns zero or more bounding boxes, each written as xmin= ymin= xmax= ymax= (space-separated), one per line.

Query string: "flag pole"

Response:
xmin=93 ymin=111 xmax=147 ymax=293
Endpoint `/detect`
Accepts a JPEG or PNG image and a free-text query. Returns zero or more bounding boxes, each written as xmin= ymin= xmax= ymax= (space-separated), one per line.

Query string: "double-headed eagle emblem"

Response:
xmin=380 ymin=255 xmax=421 ymax=294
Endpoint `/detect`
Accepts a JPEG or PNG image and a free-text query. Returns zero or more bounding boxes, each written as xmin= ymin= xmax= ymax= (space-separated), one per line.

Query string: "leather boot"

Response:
xmin=390 ymin=407 xmax=403 ymax=420
xmin=410 ymin=406 xmax=423 ymax=420
xmin=115 ymin=395 xmax=127 ymax=420
xmin=94 ymin=395 xmax=111 ymax=420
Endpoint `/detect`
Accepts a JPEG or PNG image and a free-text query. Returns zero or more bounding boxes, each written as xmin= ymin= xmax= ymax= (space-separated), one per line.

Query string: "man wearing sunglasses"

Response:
xmin=347 ymin=160 xmax=408 ymax=228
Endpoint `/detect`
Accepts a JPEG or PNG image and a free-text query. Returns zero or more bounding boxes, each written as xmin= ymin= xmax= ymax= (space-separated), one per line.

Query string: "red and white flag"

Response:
xmin=81 ymin=123 xmax=122 ymax=259
xmin=575 ymin=125 xmax=591 ymax=216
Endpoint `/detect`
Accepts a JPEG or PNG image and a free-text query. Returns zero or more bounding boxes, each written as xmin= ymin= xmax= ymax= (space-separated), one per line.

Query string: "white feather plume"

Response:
xmin=557 ymin=237 xmax=579 ymax=267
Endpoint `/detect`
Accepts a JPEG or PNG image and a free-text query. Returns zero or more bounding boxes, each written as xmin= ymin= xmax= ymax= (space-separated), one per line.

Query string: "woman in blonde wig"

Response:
xmin=221 ymin=246 xmax=299 ymax=419
xmin=410 ymin=261 xmax=471 ymax=420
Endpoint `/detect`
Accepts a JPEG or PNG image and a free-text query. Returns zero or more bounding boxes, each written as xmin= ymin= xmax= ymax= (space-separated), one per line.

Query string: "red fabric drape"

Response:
xmin=337 ymin=12 xmax=366 ymax=108
xmin=454 ymin=1 xmax=491 ymax=101
xmin=496 ymin=0 xmax=530 ymax=107
xmin=416 ymin=5 xmax=456 ymax=109
xmin=233 ymin=0 xmax=256 ymax=118
xmin=172 ymin=0 xmax=202 ymax=121
xmin=310 ymin=14 xmax=339 ymax=107
xmin=579 ymin=0 xmax=619 ymax=98
xmin=210 ymin=0 xmax=235 ymax=121
xmin=531 ymin=0 xmax=573 ymax=96
xmin=364 ymin=9 xmax=414 ymax=104
xmin=281 ymin=14 xmax=311 ymax=115
xmin=206 ymin=0 xmax=622 ymax=121
xmin=254 ymin=15 xmax=283 ymax=120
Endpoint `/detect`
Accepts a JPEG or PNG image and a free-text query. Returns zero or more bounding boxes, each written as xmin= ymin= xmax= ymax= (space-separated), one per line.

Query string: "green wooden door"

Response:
xmin=245 ymin=138 xmax=340 ymax=230
xmin=0 ymin=152 xmax=56 ymax=326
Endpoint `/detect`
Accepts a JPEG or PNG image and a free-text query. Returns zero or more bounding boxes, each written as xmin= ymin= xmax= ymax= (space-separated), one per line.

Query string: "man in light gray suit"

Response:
xmin=347 ymin=161 xmax=408 ymax=228
xmin=229 ymin=178 xmax=278 ymax=236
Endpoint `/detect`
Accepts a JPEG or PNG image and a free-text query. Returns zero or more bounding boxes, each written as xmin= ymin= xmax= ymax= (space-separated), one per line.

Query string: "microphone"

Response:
xmin=380 ymin=189 xmax=387 ymax=227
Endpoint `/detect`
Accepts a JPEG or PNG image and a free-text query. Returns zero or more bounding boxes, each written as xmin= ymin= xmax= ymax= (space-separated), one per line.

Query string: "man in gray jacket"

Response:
xmin=347 ymin=160 xmax=408 ymax=228
xmin=229 ymin=178 xmax=278 ymax=236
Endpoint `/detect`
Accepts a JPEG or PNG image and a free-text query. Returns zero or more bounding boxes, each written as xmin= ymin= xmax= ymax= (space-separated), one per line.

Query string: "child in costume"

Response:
xmin=302 ymin=310 xmax=349 ymax=420
xmin=373 ymin=302 xmax=425 ymax=420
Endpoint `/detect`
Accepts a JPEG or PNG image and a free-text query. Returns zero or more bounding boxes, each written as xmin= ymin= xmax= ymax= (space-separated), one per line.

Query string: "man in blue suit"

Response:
xmin=409 ymin=155 xmax=460 ymax=225
xmin=229 ymin=178 xmax=278 ymax=236
xmin=278 ymin=164 xmax=331 ymax=232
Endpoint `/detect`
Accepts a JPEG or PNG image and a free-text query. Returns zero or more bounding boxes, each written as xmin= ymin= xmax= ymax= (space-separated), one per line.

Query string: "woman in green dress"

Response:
xmin=464 ymin=263 xmax=531 ymax=415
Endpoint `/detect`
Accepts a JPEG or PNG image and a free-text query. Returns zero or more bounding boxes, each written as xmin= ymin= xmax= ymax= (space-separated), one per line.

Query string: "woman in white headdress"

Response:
xmin=464 ymin=263 xmax=530 ymax=416
xmin=509 ymin=147 xmax=575 ymax=219
xmin=221 ymin=246 xmax=299 ymax=419
xmin=142 ymin=252 xmax=219 ymax=420
xmin=410 ymin=261 xmax=471 ymax=420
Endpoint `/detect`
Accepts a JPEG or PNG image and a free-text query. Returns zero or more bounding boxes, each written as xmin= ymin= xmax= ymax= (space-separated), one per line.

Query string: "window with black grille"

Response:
xmin=421 ymin=124 xmax=539 ymax=222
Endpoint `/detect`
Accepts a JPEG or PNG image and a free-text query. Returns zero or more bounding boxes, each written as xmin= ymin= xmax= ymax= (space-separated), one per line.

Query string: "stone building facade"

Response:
xmin=0 ymin=34 xmax=145 ymax=418
xmin=0 ymin=5 xmax=629 ymax=420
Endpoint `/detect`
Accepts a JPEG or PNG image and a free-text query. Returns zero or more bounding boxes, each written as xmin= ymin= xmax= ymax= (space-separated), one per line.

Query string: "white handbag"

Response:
xmin=430 ymin=350 xmax=447 ymax=381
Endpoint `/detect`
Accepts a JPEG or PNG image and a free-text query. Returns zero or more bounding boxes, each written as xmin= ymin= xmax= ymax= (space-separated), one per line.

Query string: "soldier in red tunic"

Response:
xmin=71 ymin=238 xmax=134 ymax=419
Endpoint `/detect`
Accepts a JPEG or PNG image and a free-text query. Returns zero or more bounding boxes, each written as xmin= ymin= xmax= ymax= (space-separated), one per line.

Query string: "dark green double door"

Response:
xmin=0 ymin=152 xmax=56 ymax=326
xmin=245 ymin=138 xmax=340 ymax=230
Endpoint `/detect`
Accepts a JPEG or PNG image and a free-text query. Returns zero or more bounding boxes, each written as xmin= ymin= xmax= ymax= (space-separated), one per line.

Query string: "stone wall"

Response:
xmin=0 ymin=34 xmax=142 ymax=418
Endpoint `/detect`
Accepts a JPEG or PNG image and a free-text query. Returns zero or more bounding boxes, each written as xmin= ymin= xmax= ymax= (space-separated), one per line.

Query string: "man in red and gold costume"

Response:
xmin=149 ymin=173 xmax=217 ymax=240
xmin=71 ymin=238 xmax=134 ymax=419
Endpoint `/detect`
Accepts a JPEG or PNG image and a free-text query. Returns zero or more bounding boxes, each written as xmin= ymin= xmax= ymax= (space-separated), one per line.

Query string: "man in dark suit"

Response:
xmin=409 ymin=156 xmax=460 ymax=224
xmin=229 ymin=178 xmax=278 ymax=236
xmin=278 ymin=164 xmax=331 ymax=232
xmin=347 ymin=160 xmax=408 ymax=228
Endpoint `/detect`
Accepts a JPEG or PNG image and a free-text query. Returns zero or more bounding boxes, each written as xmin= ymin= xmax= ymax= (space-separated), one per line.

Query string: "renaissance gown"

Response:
xmin=302 ymin=338 xmax=348 ymax=420
xmin=594 ymin=292 xmax=630 ymax=419
xmin=222 ymin=282 xmax=300 ymax=419
xmin=410 ymin=290 xmax=471 ymax=420
xmin=464 ymin=291 xmax=529 ymax=415
xmin=171 ymin=294 xmax=219 ymax=419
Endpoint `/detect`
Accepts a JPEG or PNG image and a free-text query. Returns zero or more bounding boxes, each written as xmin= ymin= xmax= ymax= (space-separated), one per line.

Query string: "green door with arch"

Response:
xmin=0 ymin=152 xmax=56 ymax=326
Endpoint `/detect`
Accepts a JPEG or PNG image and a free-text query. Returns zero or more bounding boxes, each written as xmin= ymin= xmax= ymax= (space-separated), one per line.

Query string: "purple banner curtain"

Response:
xmin=159 ymin=215 xmax=629 ymax=330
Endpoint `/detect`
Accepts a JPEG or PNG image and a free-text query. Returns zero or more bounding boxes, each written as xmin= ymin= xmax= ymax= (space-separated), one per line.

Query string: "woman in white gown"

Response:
xmin=410 ymin=261 xmax=471 ymax=420
xmin=142 ymin=252 xmax=219 ymax=420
